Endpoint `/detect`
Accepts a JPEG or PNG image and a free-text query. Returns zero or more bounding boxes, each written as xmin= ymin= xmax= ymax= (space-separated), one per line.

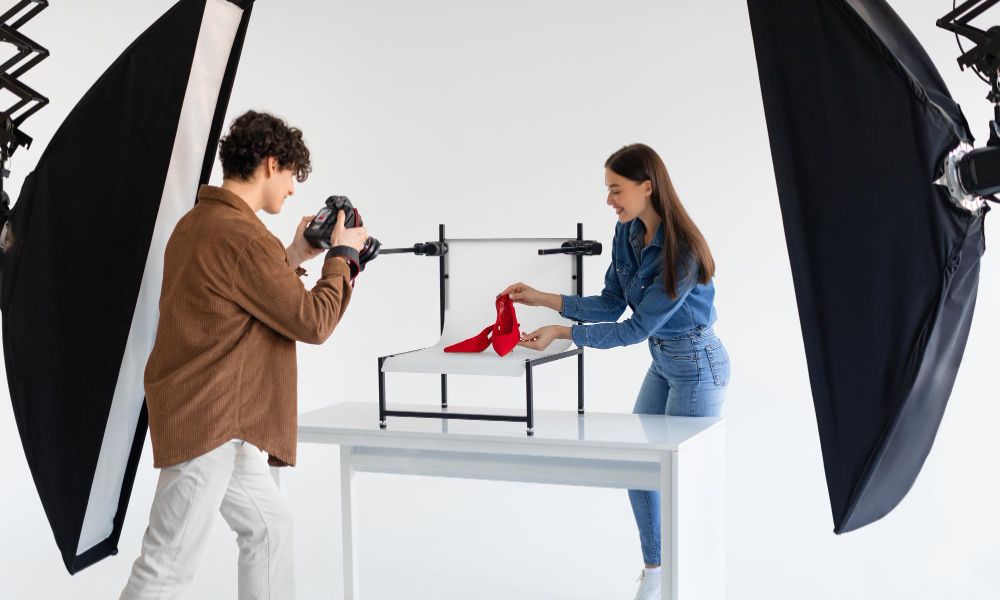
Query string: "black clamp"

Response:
xmin=537 ymin=240 xmax=603 ymax=256
xmin=379 ymin=241 xmax=449 ymax=257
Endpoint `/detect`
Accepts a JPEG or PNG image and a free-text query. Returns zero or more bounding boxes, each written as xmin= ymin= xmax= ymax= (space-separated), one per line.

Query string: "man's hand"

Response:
xmin=330 ymin=208 xmax=368 ymax=252
xmin=517 ymin=325 xmax=571 ymax=351
xmin=500 ymin=282 xmax=562 ymax=312
xmin=286 ymin=215 xmax=324 ymax=268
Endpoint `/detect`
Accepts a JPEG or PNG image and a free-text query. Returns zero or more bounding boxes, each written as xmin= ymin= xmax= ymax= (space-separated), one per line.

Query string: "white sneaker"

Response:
xmin=632 ymin=569 xmax=662 ymax=600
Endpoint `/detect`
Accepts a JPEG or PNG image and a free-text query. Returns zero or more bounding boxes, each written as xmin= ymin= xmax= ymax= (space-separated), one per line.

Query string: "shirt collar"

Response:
xmin=197 ymin=184 xmax=261 ymax=222
xmin=628 ymin=218 xmax=665 ymax=250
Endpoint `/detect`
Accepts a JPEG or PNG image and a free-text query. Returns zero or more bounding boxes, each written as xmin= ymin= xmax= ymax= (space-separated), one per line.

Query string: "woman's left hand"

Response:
xmin=518 ymin=325 xmax=571 ymax=351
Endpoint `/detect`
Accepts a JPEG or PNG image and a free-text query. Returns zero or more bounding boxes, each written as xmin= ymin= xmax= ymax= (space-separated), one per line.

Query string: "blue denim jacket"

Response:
xmin=559 ymin=219 xmax=717 ymax=349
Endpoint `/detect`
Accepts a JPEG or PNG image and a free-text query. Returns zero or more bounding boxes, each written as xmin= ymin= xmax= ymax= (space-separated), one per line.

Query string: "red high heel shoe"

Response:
xmin=490 ymin=294 xmax=520 ymax=356
xmin=445 ymin=294 xmax=521 ymax=357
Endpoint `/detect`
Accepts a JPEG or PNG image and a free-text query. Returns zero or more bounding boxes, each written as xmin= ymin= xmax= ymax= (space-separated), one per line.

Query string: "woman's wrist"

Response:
xmin=545 ymin=292 xmax=563 ymax=312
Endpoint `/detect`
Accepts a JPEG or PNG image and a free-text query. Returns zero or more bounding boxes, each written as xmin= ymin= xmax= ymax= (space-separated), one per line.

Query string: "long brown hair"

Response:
xmin=605 ymin=143 xmax=715 ymax=299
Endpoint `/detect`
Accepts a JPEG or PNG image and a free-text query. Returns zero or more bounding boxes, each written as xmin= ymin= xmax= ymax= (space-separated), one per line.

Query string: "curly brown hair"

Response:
xmin=218 ymin=110 xmax=312 ymax=182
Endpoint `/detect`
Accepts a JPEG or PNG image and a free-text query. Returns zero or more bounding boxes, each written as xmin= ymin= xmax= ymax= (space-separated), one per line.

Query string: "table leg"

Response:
xmin=665 ymin=426 xmax=726 ymax=600
xmin=661 ymin=452 xmax=678 ymax=600
xmin=341 ymin=446 xmax=359 ymax=599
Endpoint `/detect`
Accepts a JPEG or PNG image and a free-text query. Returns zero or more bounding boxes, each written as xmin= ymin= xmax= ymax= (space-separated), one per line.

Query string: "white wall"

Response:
xmin=1 ymin=1 xmax=996 ymax=598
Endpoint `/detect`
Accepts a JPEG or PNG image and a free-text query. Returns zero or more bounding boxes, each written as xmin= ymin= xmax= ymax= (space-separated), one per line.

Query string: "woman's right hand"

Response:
xmin=500 ymin=282 xmax=562 ymax=312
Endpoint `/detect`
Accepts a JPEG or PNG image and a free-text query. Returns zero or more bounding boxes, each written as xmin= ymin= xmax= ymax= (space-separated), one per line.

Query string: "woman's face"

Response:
xmin=605 ymin=168 xmax=652 ymax=224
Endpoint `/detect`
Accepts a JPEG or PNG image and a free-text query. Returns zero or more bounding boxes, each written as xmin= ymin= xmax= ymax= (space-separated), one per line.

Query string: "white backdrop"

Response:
xmin=1 ymin=1 xmax=997 ymax=598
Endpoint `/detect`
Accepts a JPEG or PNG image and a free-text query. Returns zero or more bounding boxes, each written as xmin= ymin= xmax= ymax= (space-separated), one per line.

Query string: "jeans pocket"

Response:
xmin=661 ymin=347 xmax=698 ymax=362
xmin=705 ymin=343 xmax=730 ymax=387
xmin=656 ymin=336 xmax=697 ymax=360
xmin=657 ymin=352 xmax=702 ymax=384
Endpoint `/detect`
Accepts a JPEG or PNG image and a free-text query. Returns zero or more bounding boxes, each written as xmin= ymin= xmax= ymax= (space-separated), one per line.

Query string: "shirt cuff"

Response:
xmin=325 ymin=246 xmax=360 ymax=280
xmin=570 ymin=324 xmax=589 ymax=348
xmin=321 ymin=253 xmax=354 ymax=279
xmin=559 ymin=294 xmax=579 ymax=320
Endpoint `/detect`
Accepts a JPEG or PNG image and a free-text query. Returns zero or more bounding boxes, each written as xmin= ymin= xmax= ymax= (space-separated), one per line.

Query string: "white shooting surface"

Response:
xmin=381 ymin=237 xmax=580 ymax=377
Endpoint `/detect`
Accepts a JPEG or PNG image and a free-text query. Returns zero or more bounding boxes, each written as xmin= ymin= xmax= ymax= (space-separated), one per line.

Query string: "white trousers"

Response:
xmin=120 ymin=441 xmax=294 ymax=600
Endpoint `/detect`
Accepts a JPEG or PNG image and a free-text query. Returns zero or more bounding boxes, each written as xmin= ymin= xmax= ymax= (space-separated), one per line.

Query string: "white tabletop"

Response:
xmin=299 ymin=402 xmax=722 ymax=452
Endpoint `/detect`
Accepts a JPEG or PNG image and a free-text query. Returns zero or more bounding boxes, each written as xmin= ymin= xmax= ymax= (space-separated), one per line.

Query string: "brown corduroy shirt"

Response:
xmin=144 ymin=185 xmax=353 ymax=468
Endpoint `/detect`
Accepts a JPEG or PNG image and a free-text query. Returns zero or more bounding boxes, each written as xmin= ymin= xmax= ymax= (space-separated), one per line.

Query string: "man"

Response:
xmin=120 ymin=110 xmax=366 ymax=599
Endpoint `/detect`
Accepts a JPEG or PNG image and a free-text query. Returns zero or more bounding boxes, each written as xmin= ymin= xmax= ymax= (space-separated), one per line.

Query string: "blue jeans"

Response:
xmin=628 ymin=325 xmax=729 ymax=565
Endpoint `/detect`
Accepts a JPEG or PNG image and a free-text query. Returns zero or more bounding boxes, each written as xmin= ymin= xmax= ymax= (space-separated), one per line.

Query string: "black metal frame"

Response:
xmin=0 ymin=1 xmax=48 ymax=130
xmin=937 ymin=0 xmax=1000 ymax=82
xmin=378 ymin=223 xmax=594 ymax=435
xmin=0 ymin=0 xmax=47 ymax=228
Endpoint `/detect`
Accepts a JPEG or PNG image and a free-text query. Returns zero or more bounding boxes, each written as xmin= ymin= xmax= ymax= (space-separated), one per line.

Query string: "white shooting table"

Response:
xmin=297 ymin=401 xmax=725 ymax=600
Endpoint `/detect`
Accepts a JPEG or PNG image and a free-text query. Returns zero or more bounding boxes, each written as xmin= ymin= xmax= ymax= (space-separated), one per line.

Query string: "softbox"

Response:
xmin=1 ymin=0 xmax=255 ymax=572
xmin=747 ymin=0 xmax=989 ymax=533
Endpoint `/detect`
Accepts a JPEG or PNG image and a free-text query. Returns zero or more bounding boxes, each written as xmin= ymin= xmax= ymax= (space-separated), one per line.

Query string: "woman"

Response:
xmin=501 ymin=143 xmax=729 ymax=600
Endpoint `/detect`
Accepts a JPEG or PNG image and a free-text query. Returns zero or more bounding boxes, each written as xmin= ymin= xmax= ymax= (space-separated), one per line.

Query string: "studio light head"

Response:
xmin=958 ymin=145 xmax=1000 ymax=195
xmin=937 ymin=143 xmax=993 ymax=212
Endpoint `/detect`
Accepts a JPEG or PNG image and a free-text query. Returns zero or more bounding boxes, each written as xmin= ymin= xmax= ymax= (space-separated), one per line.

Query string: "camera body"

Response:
xmin=304 ymin=195 xmax=380 ymax=269
xmin=305 ymin=196 xmax=359 ymax=249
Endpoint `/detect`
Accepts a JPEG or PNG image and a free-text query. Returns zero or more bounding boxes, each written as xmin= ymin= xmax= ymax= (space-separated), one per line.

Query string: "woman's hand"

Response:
xmin=500 ymin=282 xmax=563 ymax=312
xmin=286 ymin=215 xmax=325 ymax=267
xmin=518 ymin=325 xmax=571 ymax=351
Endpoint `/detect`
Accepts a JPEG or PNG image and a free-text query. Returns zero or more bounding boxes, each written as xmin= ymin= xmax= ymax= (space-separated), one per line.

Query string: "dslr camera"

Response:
xmin=304 ymin=196 xmax=380 ymax=271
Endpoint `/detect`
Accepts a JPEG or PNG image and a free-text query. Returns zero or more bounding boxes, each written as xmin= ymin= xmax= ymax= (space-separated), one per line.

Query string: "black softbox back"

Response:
xmin=747 ymin=0 xmax=988 ymax=533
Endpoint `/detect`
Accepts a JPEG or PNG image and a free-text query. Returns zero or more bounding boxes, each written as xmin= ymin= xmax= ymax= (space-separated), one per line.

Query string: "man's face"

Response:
xmin=262 ymin=161 xmax=296 ymax=215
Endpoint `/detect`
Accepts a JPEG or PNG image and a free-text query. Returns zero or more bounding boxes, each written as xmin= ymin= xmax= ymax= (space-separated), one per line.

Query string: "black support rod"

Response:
xmin=378 ymin=356 xmax=387 ymax=428
xmin=384 ymin=410 xmax=527 ymax=423
xmin=576 ymin=222 xmax=585 ymax=414
xmin=526 ymin=362 xmax=535 ymax=436
xmin=439 ymin=223 xmax=448 ymax=408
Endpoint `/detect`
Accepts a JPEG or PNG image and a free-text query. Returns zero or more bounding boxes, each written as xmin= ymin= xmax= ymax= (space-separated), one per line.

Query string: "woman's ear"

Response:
xmin=643 ymin=180 xmax=653 ymax=198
